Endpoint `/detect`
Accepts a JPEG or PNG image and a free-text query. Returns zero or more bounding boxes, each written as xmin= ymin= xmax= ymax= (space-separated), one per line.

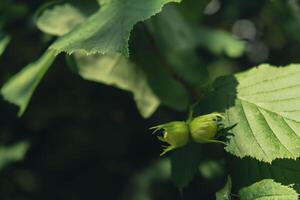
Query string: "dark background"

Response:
xmin=1 ymin=0 xmax=300 ymax=199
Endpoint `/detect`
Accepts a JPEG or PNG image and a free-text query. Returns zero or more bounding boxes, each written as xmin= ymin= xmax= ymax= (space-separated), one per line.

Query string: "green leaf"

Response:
xmin=146 ymin=5 xmax=208 ymax=85
xmin=228 ymin=156 xmax=300 ymax=189
xmin=36 ymin=3 xmax=85 ymax=36
xmin=1 ymin=50 xmax=56 ymax=116
xmin=36 ymin=4 xmax=160 ymax=117
xmin=170 ymin=143 xmax=202 ymax=189
xmin=130 ymin=24 xmax=189 ymax=111
xmin=216 ymin=176 xmax=232 ymax=200
xmin=196 ymin=27 xmax=246 ymax=58
xmin=178 ymin=0 xmax=210 ymax=22
xmin=124 ymin=159 xmax=171 ymax=200
xmin=50 ymin=0 xmax=182 ymax=56
xmin=0 ymin=142 xmax=29 ymax=171
xmin=213 ymin=64 xmax=300 ymax=162
xmin=239 ymin=179 xmax=298 ymax=200
xmin=2 ymin=4 xmax=83 ymax=117
xmin=0 ymin=34 xmax=10 ymax=56
xmin=74 ymin=52 xmax=159 ymax=118
xmin=97 ymin=0 xmax=112 ymax=7
xmin=199 ymin=160 xmax=225 ymax=180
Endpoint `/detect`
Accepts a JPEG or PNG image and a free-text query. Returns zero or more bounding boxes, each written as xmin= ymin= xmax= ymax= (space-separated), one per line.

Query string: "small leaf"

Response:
xmin=196 ymin=27 xmax=245 ymax=58
xmin=36 ymin=3 xmax=85 ymax=36
xmin=50 ymin=0 xmax=182 ymax=56
xmin=170 ymin=143 xmax=202 ymax=189
xmin=124 ymin=159 xmax=171 ymax=200
xmin=216 ymin=176 xmax=232 ymax=200
xmin=97 ymin=0 xmax=113 ymax=7
xmin=212 ymin=64 xmax=300 ymax=162
xmin=0 ymin=142 xmax=29 ymax=171
xmin=1 ymin=50 xmax=56 ymax=116
xmin=0 ymin=34 xmax=10 ymax=56
xmin=74 ymin=52 xmax=159 ymax=118
xmin=239 ymin=179 xmax=298 ymax=200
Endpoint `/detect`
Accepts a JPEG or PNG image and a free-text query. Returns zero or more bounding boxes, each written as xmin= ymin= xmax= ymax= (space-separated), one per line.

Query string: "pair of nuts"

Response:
xmin=151 ymin=113 xmax=224 ymax=155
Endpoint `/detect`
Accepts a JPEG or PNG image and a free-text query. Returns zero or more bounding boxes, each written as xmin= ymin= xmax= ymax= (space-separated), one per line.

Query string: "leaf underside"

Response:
xmin=36 ymin=4 xmax=85 ymax=36
xmin=74 ymin=52 xmax=159 ymax=118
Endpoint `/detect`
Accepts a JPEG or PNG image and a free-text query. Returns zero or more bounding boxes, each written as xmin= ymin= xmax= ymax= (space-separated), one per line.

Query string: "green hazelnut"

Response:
xmin=151 ymin=121 xmax=189 ymax=155
xmin=189 ymin=113 xmax=224 ymax=143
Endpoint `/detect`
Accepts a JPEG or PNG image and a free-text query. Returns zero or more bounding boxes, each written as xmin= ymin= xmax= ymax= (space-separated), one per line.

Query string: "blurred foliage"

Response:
xmin=0 ymin=142 xmax=29 ymax=170
xmin=1 ymin=0 xmax=300 ymax=199
xmin=0 ymin=34 xmax=10 ymax=56
xmin=1 ymin=50 xmax=56 ymax=116
xmin=215 ymin=176 xmax=231 ymax=200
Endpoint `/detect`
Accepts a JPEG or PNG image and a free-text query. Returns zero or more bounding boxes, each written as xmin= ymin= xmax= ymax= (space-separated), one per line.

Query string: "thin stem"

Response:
xmin=187 ymin=101 xmax=201 ymax=122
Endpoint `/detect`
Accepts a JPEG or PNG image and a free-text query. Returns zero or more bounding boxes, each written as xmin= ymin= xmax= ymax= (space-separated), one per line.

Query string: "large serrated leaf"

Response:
xmin=74 ymin=52 xmax=159 ymax=118
xmin=50 ymin=0 xmax=181 ymax=56
xmin=213 ymin=64 xmax=300 ymax=163
xmin=36 ymin=3 xmax=160 ymax=117
xmin=239 ymin=179 xmax=298 ymax=200
xmin=1 ymin=50 xmax=56 ymax=116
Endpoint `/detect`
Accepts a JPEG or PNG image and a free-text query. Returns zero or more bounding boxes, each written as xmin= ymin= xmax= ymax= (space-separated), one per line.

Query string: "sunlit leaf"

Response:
xmin=213 ymin=64 xmax=300 ymax=162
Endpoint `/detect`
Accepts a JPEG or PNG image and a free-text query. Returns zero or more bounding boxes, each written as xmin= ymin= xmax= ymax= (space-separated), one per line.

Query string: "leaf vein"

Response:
xmin=238 ymin=69 xmax=300 ymax=90
xmin=241 ymin=83 xmax=300 ymax=97
xmin=239 ymin=97 xmax=300 ymax=123
xmin=257 ymin=107 xmax=295 ymax=158
xmin=239 ymin=100 xmax=270 ymax=160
